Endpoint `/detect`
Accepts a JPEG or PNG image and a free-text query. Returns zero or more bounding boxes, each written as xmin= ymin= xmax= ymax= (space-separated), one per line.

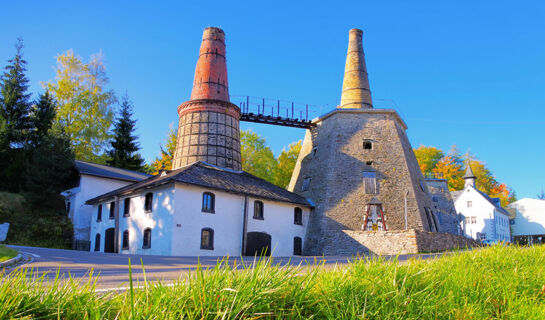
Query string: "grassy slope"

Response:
xmin=1 ymin=245 xmax=544 ymax=319
xmin=0 ymin=245 xmax=17 ymax=262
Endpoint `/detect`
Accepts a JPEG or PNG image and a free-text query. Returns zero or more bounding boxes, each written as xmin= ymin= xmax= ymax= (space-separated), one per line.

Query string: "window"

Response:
xmin=302 ymin=177 xmax=311 ymax=191
xmin=97 ymin=205 xmax=102 ymax=222
xmin=122 ymin=230 xmax=129 ymax=250
xmin=365 ymin=161 xmax=373 ymax=166
xmin=202 ymin=192 xmax=215 ymax=213
xmin=465 ymin=217 xmax=470 ymax=224
xmin=363 ymin=171 xmax=377 ymax=194
xmin=200 ymin=228 xmax=214 ymax=250
xmin=144 ymin=193 xmax=153 ymax=213
xmin=123 ymin=198 xmax=131 ymax=217
xmin=363 ymin=140 xmax=373 ymax=149
xmin=467 ymin=201 xmax=472 ymax=208
xmin=109 ymin=201 xmax=115 ymax=219
xmin=94 ymin=233 xmax=100 ymax=251
xmin=471 ymin=216 xmax=476 ymax=224
xmin=313 ymin=148 xmax=317 ymax=157
xmin=143 ymin=228 xmax=151 ymax=249
xmin=294 ymin=207 xmax=303 ymax=225
xmin=293 ymin=237 xmax=302 ymax=255
xmin=253 ymin=201 xmax=264 ymax=220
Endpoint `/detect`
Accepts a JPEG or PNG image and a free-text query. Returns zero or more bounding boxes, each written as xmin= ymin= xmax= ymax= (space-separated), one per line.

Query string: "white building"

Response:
xmin=508 ymin=198 xmax=545 ymax=245
xmin=61 ymin=160 xmax=150 ymax=250
xmin=86 ymin=161 xmax=312 ymax=257
xmin=451 ymin=164 xmax=511 ymax=243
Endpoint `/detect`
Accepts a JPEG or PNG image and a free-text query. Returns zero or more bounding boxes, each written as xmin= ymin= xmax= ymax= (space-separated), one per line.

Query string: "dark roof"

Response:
xmin=75 ymin=160 xmax=150 ymax=182
xmin=463 ymin=163 xmax=476 ymax=179
xmin=86 ymin=161 xmax=312 ymax=207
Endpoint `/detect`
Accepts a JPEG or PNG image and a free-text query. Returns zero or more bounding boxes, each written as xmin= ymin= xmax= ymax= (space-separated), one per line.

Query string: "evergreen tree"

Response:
xmin=0 ymin=39 xmax=32 ymax=192
xmin=106 ymin=94 xmax=145 ymax=171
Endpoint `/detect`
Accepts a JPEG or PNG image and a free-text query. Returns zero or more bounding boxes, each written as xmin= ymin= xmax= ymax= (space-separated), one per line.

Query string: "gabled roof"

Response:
xmin=451 ymin=185 xmax=509 ymax=216
xmin=86 ymin=161 xmax=312 ymax=207
xmin=75 ymin=160 xmax=151 ymax=182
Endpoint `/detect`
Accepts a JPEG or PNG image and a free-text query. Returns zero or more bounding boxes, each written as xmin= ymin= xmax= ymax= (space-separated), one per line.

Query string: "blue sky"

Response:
xmin=1 ymin=1 xmax=544 ymax=199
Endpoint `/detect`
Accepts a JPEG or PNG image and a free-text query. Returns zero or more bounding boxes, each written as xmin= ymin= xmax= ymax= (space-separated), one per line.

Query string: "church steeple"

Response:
xmin=463 ymin=161 xmax=476 ymax=188
xmin=339 ymin=28 xmax=373 ymax=109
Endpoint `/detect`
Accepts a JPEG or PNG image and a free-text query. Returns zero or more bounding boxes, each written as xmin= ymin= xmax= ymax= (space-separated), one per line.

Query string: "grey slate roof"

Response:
xmin=463 ymin=163 xmax=476 ymax=179
xmin=86 ymin=161 xmax=312 ymax=207
xmin=75 ymin=160 xmax=151 ymax=182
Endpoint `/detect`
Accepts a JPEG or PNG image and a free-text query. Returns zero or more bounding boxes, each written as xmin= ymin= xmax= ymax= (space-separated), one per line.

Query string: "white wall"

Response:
xmin=509 ymin=198 xmax=545 ymax=236
xmin=90 ymin=182 xmax=311 ymax=257
xmin=454 ymin=186 xmax=510 ymax=243
xmin=246 ymin=197 xmax=309 ymax=256
xmin=171 ymin=185 xmax=245 ymax=256
xmin=69 ymin=175 xmax=134 ymax=242
xmin=90 ymin=185 xmax=175 ymax=255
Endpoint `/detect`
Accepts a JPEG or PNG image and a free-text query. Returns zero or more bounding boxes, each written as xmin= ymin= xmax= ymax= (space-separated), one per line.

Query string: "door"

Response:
xmin=104 ymin=228 xmax=115 ymax=253
xmin=245 ymin=232 xmax=271 ymax=256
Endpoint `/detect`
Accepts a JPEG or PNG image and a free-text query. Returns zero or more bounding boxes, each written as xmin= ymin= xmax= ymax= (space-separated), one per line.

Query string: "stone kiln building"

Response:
xmin=289 ymin=29 xmax=476 ymax=255
xmin=86 ymin=28 xmax=311 ymax=257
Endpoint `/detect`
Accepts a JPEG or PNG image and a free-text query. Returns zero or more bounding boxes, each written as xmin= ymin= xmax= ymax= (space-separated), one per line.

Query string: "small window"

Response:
xmin=363 ymin=140 xmax=373 ymax=149
xmin=253 ymin=201 xmax=264 ymax=220
xmin=293 ymin=237 xmax=302 ymax=255
xmin=94 ymin=233 xmax=100 ymax=251
xmin=363 ymin=171 xmax=377 ymax=194
xmin=365 ymin=161 xmax=373 ymax=166
xmin=97 ymin=205 xmax=102 ymax=222
xmin=313 ymin=148 xmax=317 ymax=157
xmin=294 ymin=207 xmax=303 ymax=225
xmin=302 ymin=177 xmax=311 ymax=192
xmin=109 ymin=201 xmax=115 ymax=219
xmin=467 ymin=201 xmax=472 ymax=208
xmin=202 ymin=192 xmax=215 ymax=213
xmin=201 ymin=228 xmax=214 ymax=250
xmin=471 ymin=216 xmax=476 ymax=224
xmin=122 ymin=230 xmax=129 ymax=250
xmin=144 ymin=193 xmax=153 ymax=213
xmin=123 ymin=198 xmax=131 ymax=217
xmin=143 ymin=228 xmax=151 ymax=248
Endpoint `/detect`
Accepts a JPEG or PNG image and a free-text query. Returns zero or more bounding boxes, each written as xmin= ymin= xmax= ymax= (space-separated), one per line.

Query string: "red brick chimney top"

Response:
xmin=190 ymin=27 xmax=230 ymax=102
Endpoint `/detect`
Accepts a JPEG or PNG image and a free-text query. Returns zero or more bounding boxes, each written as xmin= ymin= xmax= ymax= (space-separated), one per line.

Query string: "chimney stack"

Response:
xmin=172 ymin=27 xmax=242 ymax=171
xmin=339 ymin=29 xmax=373 ymax=109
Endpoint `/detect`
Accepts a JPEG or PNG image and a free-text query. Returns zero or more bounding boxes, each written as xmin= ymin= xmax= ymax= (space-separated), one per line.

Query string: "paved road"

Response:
xmin=6 ymin=245 xmax=448 ymax=290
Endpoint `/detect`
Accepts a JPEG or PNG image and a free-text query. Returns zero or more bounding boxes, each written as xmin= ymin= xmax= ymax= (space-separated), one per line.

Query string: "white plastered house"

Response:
xmin=451 ymin=165 xmax=511 ymax=243
xmin=86 ymin=161 xmax=312 ymax=257
xmin=61 ymin=160 xmax=150 ymax=250
xmin=507 ymin=198 xmax=545 ymax=245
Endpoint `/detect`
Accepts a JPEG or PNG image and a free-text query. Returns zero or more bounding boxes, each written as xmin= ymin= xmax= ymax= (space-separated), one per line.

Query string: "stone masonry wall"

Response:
xmin=172 ymin=108 xmax=241 ymax=171
xmin=344 ymin=229 xmax=481 ymax=255
xmin=289 ymin=109 xmax=439 ymax=255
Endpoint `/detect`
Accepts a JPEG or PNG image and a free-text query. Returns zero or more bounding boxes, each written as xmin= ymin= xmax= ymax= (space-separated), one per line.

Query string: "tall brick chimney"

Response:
xmin=172 ymin=27 xmax=242 ymax=170
xmin=339 ymin=28 xmax=373 ymax=109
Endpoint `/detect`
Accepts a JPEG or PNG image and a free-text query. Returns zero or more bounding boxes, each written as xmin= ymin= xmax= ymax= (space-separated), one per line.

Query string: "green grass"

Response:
xmin=1 ymin=245 xmax=544 ymax=319
xmin=0 ymin=244 xmax=17 ymax=263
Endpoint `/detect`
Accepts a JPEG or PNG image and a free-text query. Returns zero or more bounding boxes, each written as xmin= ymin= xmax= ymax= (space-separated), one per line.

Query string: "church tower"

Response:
xmin=172 ymin=27 xmax=242 ymax=170
xmin=289 ymin=29 xmax=439 ymax=255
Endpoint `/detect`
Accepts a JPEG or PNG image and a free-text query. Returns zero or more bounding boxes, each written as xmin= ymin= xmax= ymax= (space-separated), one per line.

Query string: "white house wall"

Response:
xmin=509 ymin=199 xmax=545 ymax=236
xmin=172 ymin=184 xmax=245 ymax=256
xmin=246 ymin=197 xmax=309 ymax=256
xmin=72 ymin=175 xmax=135 ymax=242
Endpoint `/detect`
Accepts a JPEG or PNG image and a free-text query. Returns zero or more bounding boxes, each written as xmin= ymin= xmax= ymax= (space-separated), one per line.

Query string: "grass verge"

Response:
xmin=1 ymin=245 xmax=544 ymax=319
xmin=0 ymin=244 xmax=17 ymax=263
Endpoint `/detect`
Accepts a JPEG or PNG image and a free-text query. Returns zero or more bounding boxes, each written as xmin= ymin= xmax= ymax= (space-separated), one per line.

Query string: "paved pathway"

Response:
xmin=6 ymin=245 xmax=448 ymax=289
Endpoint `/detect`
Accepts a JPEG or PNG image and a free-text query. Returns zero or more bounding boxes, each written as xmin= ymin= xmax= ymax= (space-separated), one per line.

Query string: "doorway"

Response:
xmin=245 ymin=232 xmax=271 ymax=256
xmin=104 ymin=228 xmax=115 ymax=253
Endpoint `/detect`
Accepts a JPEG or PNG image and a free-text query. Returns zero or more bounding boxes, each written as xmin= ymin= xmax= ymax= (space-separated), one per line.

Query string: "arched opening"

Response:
xmin=144 ymin=193 xmax=153 ymax=213
xmin=245 ymin=232 xmax=271 ymax=256
xmin=294 ymin=207 xmax=302 ymax=225
xmin=293 ymin=237 xmax=302 ymax=255
xmin=104 ymin=228 xmax=115 ymax=253
xmin=143 ymin=228 xmax=152 ymax=248
xmin=94 ymin=233 xmax=101 ymax=252
xmin=200 ymin=228 xmax=214 ymax=250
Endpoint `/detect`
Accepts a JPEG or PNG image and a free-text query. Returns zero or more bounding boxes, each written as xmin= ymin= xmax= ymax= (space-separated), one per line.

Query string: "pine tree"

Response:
xmin=0 ymin=39 xmax=32 ymax=192
xmin=106 ymin=94 xmax=145 ymax=171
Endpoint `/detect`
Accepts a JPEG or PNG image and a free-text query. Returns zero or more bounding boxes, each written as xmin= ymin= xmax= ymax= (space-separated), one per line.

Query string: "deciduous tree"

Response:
xmin=414 ymin=145 xmax=444 ymax=177
xmin=45 ymin=50 xmax=115 ymax=162
xmin=241 ymin=129 xmax=277 ymax=183
xmin=149 ymin=126 xmax=177 ymax=174
xmin=273 ymin=140 xmax=301 ymax=188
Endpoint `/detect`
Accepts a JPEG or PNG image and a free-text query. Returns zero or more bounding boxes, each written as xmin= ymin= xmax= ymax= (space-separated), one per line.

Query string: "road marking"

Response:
xmin=95 ymin=282 xmax=176 ymax=293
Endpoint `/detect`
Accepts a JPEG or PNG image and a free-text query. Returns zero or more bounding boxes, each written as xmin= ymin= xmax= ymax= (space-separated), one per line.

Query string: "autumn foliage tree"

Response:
xmin=415 ymin=145 xmax=516 ymax=206
xmin=149 ymin=126 xmax=177 ymax=174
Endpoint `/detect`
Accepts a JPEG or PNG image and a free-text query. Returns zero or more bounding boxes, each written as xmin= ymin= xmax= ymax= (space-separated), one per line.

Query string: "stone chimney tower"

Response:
xmin=172 ymin=27 xmax=242 ymax=170
xmin=339 ymin=29 xmax=373 ymax=109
